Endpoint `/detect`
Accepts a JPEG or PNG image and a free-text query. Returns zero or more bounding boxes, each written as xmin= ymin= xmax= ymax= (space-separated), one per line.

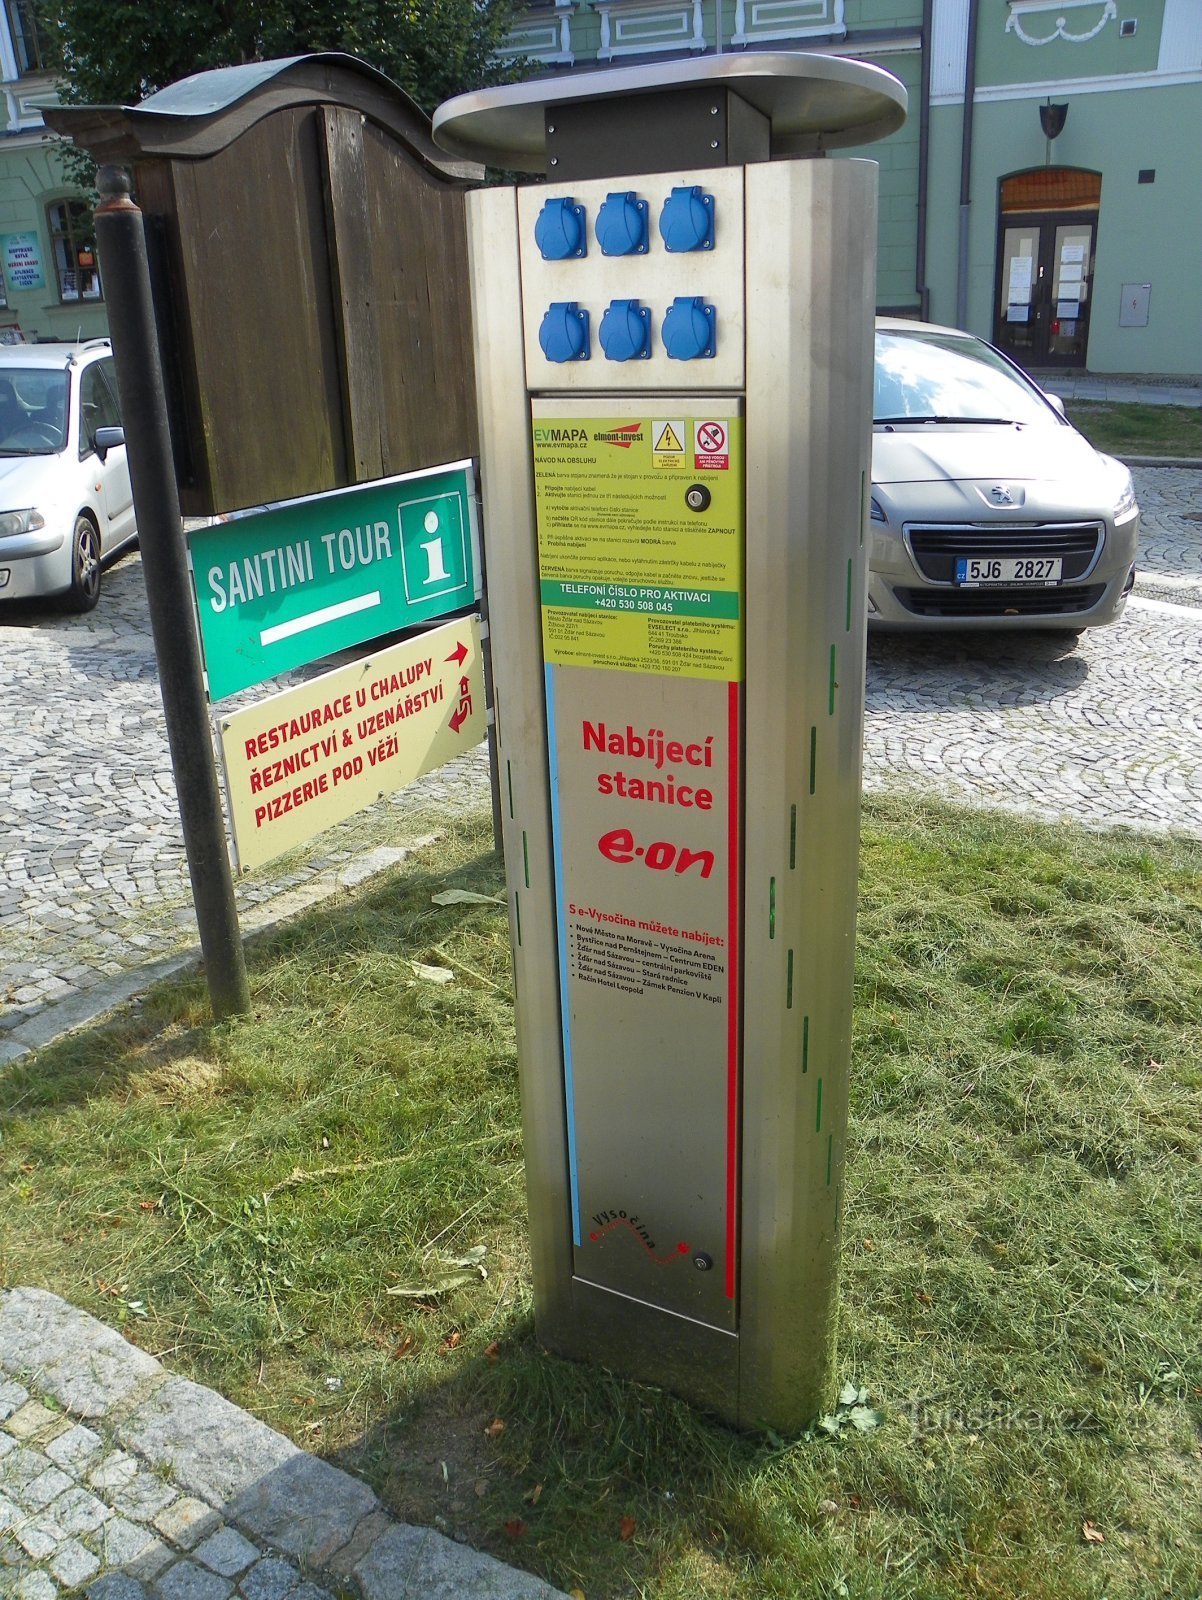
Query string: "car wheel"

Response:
xmin=67 ymin=514 xmax=101 ymax=613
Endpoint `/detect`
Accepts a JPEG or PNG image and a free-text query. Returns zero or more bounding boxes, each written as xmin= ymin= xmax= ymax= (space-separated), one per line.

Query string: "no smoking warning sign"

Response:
xmin=695 ymin=419 xmax=729 ymax=470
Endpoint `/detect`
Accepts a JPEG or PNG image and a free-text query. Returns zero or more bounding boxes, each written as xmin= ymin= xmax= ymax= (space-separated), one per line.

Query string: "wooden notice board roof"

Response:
xmin=45 ymin=52 xmax=480 ymax=179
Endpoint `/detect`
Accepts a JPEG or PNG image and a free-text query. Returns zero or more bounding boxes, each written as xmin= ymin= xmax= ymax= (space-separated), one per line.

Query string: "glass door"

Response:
xmin=1047 ymin=222 xmax=1093 ymax=364
xmin=994 ymin=212 xmax=1097 ymax=369
xmin=997 ymin=224 xmax=1040 ymax=363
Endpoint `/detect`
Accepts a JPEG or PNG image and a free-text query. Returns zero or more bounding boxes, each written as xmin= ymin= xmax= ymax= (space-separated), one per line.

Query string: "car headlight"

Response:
xmin=0 ymin=509 xmax=45 ymax=539
xmin=869 ymin=494 xmax=888 ymax=523
xmin=1113 ymin=472 xmax=1138 ymax=523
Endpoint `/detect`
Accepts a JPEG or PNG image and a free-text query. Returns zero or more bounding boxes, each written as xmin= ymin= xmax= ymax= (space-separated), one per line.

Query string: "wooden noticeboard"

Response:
xmin=46 ymin=55 xmax=483 ymax=517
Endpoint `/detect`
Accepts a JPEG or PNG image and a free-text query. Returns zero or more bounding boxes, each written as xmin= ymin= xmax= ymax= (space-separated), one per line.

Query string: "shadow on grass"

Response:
xmin=329 ymin=1329 xmax=785 ymax=1597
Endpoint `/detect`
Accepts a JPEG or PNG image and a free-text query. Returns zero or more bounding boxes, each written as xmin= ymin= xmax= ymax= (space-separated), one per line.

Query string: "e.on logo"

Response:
xmin=598 ymin=826 xmax=714 ymax=878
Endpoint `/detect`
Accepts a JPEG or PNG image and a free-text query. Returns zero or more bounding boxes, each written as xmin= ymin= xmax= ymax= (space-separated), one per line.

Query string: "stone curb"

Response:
xmin=0 ymin=954 xmax=197 ymax=1068
xmin=1117 ymin=454 xmax=1202 ymax=469
xmin=0 ymin=1287 xmax=567 ymax=1600
xmin=0 ymin=842 xmax=434 ymax=1070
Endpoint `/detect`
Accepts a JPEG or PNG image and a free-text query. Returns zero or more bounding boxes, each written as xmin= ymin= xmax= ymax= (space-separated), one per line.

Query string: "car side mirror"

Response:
xmin=93 ymin=424 xmax=125 ymax=462
xmin=1043 ymin=393 xmax=1066 ymax=418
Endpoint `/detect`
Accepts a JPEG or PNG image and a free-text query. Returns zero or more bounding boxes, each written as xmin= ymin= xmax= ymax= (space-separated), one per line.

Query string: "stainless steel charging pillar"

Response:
xmin=434 ymin=54 xmax=906 ymax=1432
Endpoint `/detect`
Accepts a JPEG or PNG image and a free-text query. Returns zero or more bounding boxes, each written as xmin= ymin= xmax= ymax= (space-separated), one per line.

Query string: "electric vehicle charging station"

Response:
xmin=434 ymin=53 xmax=906 ymax=1432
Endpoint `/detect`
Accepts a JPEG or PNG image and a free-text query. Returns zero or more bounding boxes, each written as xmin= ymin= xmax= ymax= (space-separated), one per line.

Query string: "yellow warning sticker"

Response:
xmin=653 ymin=418 xmax=686 ymax=470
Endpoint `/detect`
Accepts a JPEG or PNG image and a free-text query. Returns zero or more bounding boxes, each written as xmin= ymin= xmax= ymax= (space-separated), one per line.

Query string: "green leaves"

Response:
xmin=812 ymin=1382 xmax=884 ymax=1440
xmin=431 ymin=890 xmax=505 ymax=907
xmin=49 ymin=0 xmax=528 ymax=116
xmin=384 ymin=1243 xmax=488 ymax=1299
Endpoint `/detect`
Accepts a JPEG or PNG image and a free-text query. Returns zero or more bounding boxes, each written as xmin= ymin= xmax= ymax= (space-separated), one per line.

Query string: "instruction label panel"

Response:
xmin=532 ymin=402 xmax=744 ymax=681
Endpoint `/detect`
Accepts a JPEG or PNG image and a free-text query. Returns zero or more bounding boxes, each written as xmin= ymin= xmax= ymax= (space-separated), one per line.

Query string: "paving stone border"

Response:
xmin=0 ymin=1288 xmax=566 ymax=1600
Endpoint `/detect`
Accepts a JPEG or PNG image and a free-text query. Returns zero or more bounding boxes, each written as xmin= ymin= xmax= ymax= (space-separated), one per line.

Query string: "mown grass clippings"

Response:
xmin=1063 ymin=400 xmax=1201 ymax=458
xmin=2 ymin=800 xmax=1201 ymax=1599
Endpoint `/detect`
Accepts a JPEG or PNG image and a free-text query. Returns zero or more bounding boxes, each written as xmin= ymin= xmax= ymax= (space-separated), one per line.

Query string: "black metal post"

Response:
xmin=955 ymin=0 xmax=979 ymax=331
xmin=95 ymin=165 xmax=250 ymax=1020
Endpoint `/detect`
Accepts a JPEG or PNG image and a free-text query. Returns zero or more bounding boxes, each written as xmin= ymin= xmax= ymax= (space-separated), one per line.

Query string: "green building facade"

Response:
xmin=2 ymin=1 xmax=1196 ymax=373
xmin=500 ymin=0 xmax=1202 ymax=376
xmin=0 ymin=2 xmax=106 ymax=345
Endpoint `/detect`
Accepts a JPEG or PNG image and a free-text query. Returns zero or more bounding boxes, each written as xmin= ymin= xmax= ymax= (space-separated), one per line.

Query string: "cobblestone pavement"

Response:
xmin=1 ymin=466 xmax=1200 ymax=1059
xmin=0 ymin=561 xmax=492 ymax=1061
xmin=863 ymin=466 xmax=1202 ymax=829
xmin=0 ymin=1287 xmax=565 ymax=1600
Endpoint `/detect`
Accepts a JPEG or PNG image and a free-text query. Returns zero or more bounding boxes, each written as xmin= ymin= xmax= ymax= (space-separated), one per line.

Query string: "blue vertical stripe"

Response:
xmin=544 ymin=663 xmax=582 ymax=1246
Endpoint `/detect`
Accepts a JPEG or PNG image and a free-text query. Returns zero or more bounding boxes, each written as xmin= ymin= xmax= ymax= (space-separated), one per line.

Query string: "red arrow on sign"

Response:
xmin=449 ymin=705 xmax=470 ymax=734
xmin=446 ymin=641 xmax=468 ymax=666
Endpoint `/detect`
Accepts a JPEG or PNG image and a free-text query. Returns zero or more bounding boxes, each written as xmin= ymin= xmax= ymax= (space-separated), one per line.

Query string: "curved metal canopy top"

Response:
xmin=432 ymin=52 xmax=907 ymax=171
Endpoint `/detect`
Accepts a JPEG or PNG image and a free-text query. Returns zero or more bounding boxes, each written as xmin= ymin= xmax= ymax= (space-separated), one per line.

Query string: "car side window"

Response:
xmin=79 ymin=361 xmax=121 ymax=458
xmin=98 ymin=358 xmax=122 ymax=422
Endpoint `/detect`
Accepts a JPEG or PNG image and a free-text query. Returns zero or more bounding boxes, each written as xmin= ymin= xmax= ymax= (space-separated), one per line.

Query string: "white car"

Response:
xmin=0 ymin=340 xmax=136 ymax=613
xmin=869 ymin=319 xmax=1139 ymax=631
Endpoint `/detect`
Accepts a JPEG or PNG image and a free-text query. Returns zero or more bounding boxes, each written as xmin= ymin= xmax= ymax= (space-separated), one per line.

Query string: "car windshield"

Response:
xmin=874 ymin=330 xmax=1060 ymax=428
xmin=0 ymin=369 xmax=68 ymax=454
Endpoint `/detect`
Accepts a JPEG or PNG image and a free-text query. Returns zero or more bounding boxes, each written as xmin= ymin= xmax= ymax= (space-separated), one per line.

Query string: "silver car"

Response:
xmin=0 ymin=340 xmax=136 ymax=613
xmin=869 ymin=318 xmax=1139 ymax=631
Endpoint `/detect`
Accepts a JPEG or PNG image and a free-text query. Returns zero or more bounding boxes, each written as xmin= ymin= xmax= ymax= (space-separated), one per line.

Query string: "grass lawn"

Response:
xmin=1 ymin=799 xmax=1200 ymax=1600
xmin=1062 ymin=401 xmax=1202 ymax=459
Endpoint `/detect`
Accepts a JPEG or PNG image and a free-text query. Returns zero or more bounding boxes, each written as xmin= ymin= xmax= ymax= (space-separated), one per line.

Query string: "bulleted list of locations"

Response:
xmin=568 ymin=915 xmax=726 ymax=1005
xmin=532 ymin=414 xmax=744 ymax=682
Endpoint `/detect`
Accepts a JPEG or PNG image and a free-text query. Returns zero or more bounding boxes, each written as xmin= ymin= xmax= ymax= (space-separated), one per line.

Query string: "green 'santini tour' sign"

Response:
xmin=188 ymin=461 xmax=479 ymax=701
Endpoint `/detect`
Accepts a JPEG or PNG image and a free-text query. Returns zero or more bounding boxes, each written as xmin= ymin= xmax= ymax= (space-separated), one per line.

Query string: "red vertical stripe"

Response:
xmin=725 ymin=680 xmax=740 ymax=1299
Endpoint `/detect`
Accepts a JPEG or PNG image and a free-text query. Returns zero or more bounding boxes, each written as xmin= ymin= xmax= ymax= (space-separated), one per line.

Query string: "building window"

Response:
xmin=498 ymin=0 xmax=576 ymax=64
xmin=6 ymin=0 xmax=47 ymax=74
xmin=732 ymin=0 xmax=845 ymax=49
xmin=1000 ymin=168 xmax=1102 ymax=214
xmin=47 ymin=200 xmax=102 ymax=303
xmin=594 ymin=1 xmax=706 ymax=60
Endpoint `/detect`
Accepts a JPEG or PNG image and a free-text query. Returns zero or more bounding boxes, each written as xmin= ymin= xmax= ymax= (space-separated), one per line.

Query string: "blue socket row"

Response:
xmin=535 ymin=187 xmax=715 ymax=259
xmin=539 ymin=297 xmax=716 ymax=364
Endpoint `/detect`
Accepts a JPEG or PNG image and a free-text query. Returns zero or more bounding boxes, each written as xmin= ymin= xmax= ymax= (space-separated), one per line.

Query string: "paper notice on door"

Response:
xmin=1007 ymin=258 xmax=1033 ymax=302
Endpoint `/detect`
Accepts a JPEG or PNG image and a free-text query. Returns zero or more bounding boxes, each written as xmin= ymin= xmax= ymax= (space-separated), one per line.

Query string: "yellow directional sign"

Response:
xmin=218 ymin=616 xmax=484 ymax=871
